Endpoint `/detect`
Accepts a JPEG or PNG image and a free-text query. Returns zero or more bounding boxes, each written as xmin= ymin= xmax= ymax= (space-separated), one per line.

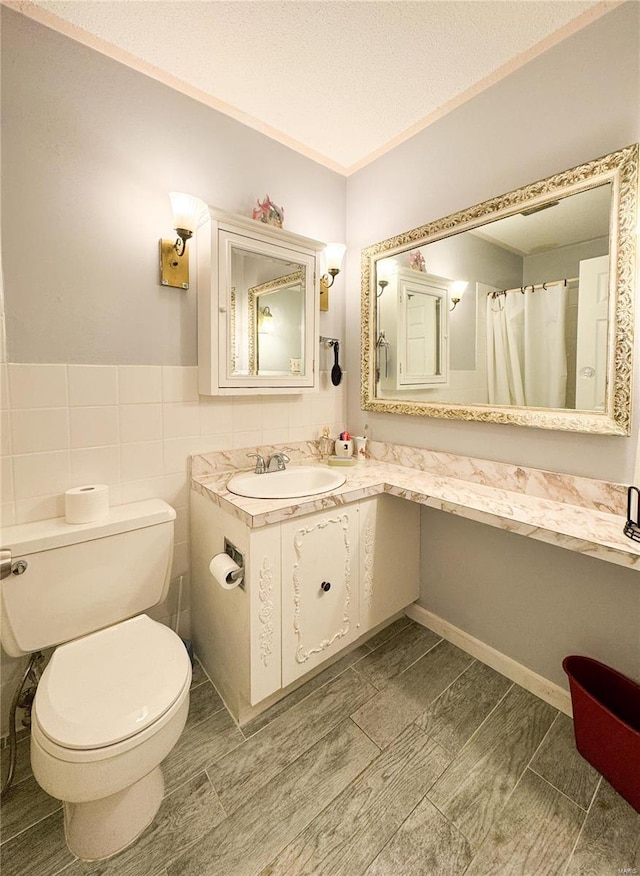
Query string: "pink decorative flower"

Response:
xmin=409 ymin=250 xmax=426 ymax=272
xmin=252 ymin=195 xmax=284 ymax=228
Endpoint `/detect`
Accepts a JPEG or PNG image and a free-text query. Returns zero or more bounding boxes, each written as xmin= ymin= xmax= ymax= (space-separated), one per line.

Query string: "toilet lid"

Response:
xmin=34 ymin=615 xmax=191 ymax=750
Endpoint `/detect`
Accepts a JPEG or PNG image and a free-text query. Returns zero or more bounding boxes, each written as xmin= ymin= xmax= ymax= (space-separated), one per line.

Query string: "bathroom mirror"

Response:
xmin=197 ymin=207 xmax=324 ymax=395
xmin=361 ymin=144 xmax=638 ymax=434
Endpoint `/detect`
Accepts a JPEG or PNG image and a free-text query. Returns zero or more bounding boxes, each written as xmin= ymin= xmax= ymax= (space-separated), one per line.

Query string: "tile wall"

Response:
xmin=0 ymin=362 xmax=347 ymax=733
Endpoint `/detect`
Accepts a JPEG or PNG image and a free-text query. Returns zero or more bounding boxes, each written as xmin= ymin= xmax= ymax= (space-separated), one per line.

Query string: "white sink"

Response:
xmin=226 ymin=466 xmax=346 ymax=500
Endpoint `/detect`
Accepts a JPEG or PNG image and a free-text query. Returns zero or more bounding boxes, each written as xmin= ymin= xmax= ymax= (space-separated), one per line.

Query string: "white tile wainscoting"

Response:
xmin=0 ymin=362 xmax=347 ymax=734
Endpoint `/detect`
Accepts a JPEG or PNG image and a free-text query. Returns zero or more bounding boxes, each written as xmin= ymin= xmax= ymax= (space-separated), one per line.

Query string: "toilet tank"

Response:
xmin=0 ymin=500 xmax=176 ymax=657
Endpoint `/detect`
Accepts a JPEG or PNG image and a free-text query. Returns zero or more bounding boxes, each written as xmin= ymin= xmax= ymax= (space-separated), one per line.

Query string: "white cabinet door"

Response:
xmin=359 ymin=495 xmax=420 ymax=633
xmin=281 ymin=508 xmax=360 ymax=686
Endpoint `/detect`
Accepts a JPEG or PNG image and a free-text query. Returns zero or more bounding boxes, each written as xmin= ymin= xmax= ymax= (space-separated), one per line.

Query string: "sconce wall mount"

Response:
xmin=160 ymin=237 xmax=190 ymax=290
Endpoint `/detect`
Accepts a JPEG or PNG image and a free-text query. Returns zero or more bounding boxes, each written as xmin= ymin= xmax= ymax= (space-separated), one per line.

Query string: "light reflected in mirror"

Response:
xmin=230 ymin=249 xmax=306 ymax=378
xmin=363 ymin=145 xmax=638 ymax=434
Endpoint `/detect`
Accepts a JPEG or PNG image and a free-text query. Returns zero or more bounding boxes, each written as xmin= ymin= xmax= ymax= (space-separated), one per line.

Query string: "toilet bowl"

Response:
xmin=30 ymin=615 xmax=192 ymax=860
xmin=0 ymin=499 xmax=192 ymax=861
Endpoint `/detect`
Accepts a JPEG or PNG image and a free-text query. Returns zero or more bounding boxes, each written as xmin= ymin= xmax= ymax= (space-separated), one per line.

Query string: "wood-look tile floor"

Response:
xmin=1 ymin=618 xmax=639 ymax=876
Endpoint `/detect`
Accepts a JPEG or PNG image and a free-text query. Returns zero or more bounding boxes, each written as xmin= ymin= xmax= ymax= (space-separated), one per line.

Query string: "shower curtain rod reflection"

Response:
xmin=488 ymin=277 xmax=578 ymax=299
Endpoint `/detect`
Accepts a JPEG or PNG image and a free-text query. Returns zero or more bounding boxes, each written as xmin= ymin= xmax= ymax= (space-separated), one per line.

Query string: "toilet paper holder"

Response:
xmin=224 ymin=538 xmax=245 ymax=590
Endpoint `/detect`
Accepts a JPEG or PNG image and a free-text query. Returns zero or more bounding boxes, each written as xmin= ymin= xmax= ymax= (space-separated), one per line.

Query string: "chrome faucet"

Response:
xmin=266 ymin=453 xmax=290 ymax=472
xmin=246 ymin=453 xmax=266 ymax=474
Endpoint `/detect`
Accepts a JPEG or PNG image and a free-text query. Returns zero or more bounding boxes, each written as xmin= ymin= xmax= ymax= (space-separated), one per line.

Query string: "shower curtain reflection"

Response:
xmin=487 ymin=284 xmax=569 ymax=408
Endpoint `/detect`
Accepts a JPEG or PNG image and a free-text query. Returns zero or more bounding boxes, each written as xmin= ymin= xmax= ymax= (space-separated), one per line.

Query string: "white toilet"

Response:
xmin=0 ymin=499 xmax=192 ymax=861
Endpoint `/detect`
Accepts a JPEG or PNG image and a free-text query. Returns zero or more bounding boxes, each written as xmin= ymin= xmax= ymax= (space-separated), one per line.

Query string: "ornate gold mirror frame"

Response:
xmin=361 ymin=144 xmax=638 ymax=434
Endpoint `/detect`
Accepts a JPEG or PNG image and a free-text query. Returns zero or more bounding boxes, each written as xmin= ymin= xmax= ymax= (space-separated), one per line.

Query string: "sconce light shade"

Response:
xmin=258 ymin=305 xmax=275 ymax=334
xmin=169 ymin=192 xmax=206 ymax=237
xmin=325 ymin=242 xmax=346 ymax=271
xmin=160 ymin=192 xmax=207 ymax=291
xmin=377 ymin=259 xmax=397 ymax=284
xmin=320 ymin=242 xmax=346 ymax=312
xmin=450 ymin=280 xmax=468 ymax=311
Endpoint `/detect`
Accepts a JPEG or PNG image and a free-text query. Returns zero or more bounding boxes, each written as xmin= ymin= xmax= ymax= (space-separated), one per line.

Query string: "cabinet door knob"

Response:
xmin=320 ymin=581 xmax=331 ymax=592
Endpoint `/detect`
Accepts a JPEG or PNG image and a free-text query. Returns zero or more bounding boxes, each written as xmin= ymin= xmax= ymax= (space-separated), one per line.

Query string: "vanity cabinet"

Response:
xmin=190 ymin=491 xmax=419 ymax=723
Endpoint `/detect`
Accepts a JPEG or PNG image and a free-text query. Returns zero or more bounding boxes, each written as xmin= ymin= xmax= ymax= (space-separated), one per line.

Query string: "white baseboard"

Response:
xmin=406 ymin=604 xmax=572 ymax=717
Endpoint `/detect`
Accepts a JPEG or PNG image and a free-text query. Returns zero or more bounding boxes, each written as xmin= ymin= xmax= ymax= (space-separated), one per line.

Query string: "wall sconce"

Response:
xmin=449 ymin=280 xmax=468 ymax=311
xmin=319 ymin=243 xmax=346 ymax=312
xmin=377 ymin=260 xmax=397 ymax=297
xmin=160 ymin=192 xmax=206 ymax=290
xmin=258 ymin=305 xmax=274 ymax=334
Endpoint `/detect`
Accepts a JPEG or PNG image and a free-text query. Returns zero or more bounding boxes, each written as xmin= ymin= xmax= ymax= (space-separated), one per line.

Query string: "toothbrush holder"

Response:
xmin=354 ymin=436 xmax=367 ymax=461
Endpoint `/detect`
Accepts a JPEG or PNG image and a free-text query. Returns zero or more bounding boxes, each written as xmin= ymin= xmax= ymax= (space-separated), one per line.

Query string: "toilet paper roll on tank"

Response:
xmin=209 ymin=553 xmax=244 ymax=589
xmin=65 ymin=484 xmax=109 ymax=524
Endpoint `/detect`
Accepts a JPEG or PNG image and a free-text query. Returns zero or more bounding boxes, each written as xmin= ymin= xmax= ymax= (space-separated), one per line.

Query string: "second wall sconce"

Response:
xmin=258 ymin=306 xmax=274 ymax=334
xmin=449 ymin=280 xmax=468 ymax=312
xmin=160 ymin=192 xmax=207 ymax=290
xmin=376 ymin=259 xmax=397 ymax=297
xmin=319 ymin=243 xmax=346 ymax=311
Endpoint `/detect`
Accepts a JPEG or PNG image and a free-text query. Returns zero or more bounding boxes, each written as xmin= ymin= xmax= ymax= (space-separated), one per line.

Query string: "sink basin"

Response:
xmin=226 ymin=466 xmax=346 ymax=500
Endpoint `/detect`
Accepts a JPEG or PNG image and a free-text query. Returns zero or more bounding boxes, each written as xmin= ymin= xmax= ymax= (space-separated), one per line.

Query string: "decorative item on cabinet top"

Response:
xmin=252 ymin=195 xmax=284 ymax=228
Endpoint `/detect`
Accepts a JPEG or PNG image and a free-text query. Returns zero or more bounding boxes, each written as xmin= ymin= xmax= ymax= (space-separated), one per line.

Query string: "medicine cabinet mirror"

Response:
xmin=196 ymin=207 xmax=324 ymax=394
xmin=362 ymin=144 xmax=638 ymax=434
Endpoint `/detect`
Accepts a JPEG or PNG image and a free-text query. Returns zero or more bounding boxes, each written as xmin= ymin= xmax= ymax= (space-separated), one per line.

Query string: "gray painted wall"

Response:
xmin=523 ymin=236 xmax=609 ymax=285
xmin=1 ymin=8 xmax=346 ymax=366
xmin=420 ymin=508 xmax=640 ymax=688
xmin=418 ymin=245 xmax=638 ymax=688
xmin=346 ymin=2 xmax=640 ymax=484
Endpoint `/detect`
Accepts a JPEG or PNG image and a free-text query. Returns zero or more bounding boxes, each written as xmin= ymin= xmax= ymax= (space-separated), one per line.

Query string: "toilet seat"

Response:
xmin=34 ymin=615 xmax=191 ymax=753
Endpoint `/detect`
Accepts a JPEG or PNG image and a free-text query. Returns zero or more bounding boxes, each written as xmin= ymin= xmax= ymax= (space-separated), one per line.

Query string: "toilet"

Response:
xmin=0 ymin=499 xmax=192 ymax=861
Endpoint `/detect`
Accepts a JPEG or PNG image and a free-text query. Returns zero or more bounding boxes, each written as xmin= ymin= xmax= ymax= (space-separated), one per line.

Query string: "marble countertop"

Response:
xmin=192 ymin=455 xmax=640 ymax=573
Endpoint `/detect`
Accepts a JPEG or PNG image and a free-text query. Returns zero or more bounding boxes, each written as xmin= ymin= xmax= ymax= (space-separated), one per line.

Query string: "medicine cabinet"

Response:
xmin=196 ymin=206 xmax=325 ymax=395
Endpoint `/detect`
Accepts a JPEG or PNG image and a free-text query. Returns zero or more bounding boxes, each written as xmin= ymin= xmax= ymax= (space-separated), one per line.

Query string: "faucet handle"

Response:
xmin=246 ymin=452 xmax=266 ymax=474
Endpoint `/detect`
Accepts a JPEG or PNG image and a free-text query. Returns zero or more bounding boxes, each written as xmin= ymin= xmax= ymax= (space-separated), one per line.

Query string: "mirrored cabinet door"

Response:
xmin=196 ymin=208 xmax=325 ymax=395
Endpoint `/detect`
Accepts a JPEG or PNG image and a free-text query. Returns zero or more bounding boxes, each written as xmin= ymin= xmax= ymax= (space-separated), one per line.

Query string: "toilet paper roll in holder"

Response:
xmin=224 ymin=538 xmax=245 ymax=589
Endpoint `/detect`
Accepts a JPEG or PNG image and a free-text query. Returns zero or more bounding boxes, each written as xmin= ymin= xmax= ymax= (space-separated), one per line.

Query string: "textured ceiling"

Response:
xmin=15 ymin=0 xmax=612 ymax=173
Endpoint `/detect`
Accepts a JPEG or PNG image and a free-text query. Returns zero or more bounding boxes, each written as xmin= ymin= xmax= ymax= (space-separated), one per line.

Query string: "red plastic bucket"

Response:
xmin=563 ymin=655 xmax=640 ymax=812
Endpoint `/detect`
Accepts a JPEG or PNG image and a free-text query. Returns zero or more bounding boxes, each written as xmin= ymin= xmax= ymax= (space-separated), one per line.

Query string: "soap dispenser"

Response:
xmin=318 ymin=427 xmax=334 ymax=459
